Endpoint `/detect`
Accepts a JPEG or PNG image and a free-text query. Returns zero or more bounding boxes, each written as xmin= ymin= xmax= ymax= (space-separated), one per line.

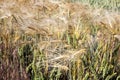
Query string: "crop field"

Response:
xmin=0 ymin=0 xmax=120 ymax=80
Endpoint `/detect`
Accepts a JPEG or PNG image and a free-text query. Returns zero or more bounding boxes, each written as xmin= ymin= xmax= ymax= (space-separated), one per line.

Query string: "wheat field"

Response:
xmin=0 ymin=0 xmax=120 ymax=80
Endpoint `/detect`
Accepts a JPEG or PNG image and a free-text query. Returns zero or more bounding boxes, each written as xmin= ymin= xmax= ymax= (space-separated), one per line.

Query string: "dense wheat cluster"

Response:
xmin=0 ymin=0 xmax=120 ymax=80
